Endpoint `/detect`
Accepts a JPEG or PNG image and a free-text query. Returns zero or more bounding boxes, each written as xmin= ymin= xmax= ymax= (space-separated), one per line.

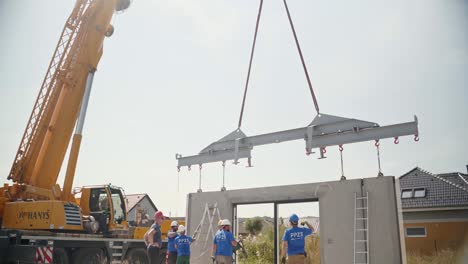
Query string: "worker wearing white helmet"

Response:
xmin=166 ymin=220 xmax=179 ymax=264
xmin=175 ymin=225 xmax=193 ymax=264
xmin=212 ymin=219 xmax=237 ymax=264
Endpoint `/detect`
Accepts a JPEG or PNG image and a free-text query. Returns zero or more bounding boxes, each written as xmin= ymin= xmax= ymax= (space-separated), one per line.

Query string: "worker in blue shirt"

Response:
xmin=167 ymin=221 xmax=179 ymax=264
xmin=175 ymin=225 xmax=194 ymax=264
xmin=212 ymin=219 xmax=237 ymax=264
xmin=281 ymin=214 xmax=314 ymax=264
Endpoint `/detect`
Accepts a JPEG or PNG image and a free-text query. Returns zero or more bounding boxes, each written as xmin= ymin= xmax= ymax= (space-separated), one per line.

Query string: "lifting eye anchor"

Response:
xmin=414 ymin=134 xmax=419 ymax=142
xmin=394 ymin=137 xmax=399 ymax=144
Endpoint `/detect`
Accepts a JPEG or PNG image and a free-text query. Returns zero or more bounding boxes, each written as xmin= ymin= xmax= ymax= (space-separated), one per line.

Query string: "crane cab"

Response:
xmin=75 ymin=185 xmax=129 ymax=236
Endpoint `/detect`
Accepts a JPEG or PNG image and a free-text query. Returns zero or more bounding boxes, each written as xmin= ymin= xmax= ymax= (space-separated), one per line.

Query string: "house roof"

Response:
xmin=125 ymin=193 xmax=158 ymax=213
xmin=399 ymin=167 xmax=468 ymax=209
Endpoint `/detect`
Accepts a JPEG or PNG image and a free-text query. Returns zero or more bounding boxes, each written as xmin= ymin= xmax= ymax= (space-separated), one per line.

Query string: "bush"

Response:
xmin=239 ymin=225 xmax=320 ymax=264
xmin=245 ymin=217 xmax=264 ymax=236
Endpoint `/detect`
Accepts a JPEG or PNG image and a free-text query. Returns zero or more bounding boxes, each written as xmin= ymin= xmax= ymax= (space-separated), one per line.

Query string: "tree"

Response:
xmin=245 ymin=217 xmax=264 ymax=236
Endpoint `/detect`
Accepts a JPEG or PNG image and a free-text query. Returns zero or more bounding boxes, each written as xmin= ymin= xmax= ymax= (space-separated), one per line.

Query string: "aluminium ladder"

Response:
xmin=354 ymin=192 xmax=369 ymax=264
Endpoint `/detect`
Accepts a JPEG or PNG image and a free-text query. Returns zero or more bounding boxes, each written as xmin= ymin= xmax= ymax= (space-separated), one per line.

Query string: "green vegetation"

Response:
xmin=238 ymin=225 xmax=320 ymax=264
xmin=238 ymin=222 xmax=459 ymax=264
xmin=245 ymin=217 xmax=264 ymax=236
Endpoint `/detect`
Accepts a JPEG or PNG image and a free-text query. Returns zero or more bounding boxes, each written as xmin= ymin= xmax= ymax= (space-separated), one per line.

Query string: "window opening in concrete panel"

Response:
xmin=406 ymin=227 xmax=426 ymax=237
xmin=401 ymin=189 xmax=413 ymax=199
xmin=234 ymin=203 xmax=274 ymax=264
xmin=278 ymin=202 xmax=320 ymax=264
xmin=413 ymin=188 xmax=426 ymax=198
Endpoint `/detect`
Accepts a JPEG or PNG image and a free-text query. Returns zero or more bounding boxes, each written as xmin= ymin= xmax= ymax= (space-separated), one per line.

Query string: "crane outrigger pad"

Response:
xmin=176 ymin=114 xmax=419 ymax=168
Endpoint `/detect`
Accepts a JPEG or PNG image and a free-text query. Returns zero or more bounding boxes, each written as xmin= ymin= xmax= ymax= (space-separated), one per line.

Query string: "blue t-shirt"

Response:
xmin=167 ymin=232 xmax=179 ymax=253
xmin=175 ymin=235 xmax=193 ymax=256
xmin=213 ymin=230 xmax=235 ymax=256
xmin=282 ymin=226 xmax=312 ymax=255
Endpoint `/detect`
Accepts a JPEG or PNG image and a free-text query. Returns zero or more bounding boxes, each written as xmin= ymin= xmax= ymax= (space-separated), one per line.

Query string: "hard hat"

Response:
xmin=221 ymin=219 xmax=231 ymax=226
xmin=218 ymin=220 xmax=223 ymax=227
xmin=171 ymin=221 xmax=178 ymax=227
xmin=154 ymin=211 xmax=164 ymax=220
xmin=178 ymin=225 xmax=186 ymax=233
xmin=289 ymin=214 xmax=299 ymax=223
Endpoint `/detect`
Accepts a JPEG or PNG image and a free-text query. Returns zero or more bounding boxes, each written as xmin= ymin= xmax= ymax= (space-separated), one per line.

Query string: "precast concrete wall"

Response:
xmin=186 ymin=176 xmax=404 ymax=264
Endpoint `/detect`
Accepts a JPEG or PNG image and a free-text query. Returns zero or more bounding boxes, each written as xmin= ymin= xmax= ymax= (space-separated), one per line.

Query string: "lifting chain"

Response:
xmin=197 ymin=164 xmax=203 ymax=193
xmin=375 ymin=140 xmax=384 ymax=177
xmin=339 ymin=145 xmax=346 ymax=180
xmin=221 ymin=161 xmax=227 ymax=191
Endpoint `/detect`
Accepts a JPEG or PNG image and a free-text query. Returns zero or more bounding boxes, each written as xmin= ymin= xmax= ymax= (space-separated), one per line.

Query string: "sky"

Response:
xmin=0 ymin=0 xmax=467 ymax=218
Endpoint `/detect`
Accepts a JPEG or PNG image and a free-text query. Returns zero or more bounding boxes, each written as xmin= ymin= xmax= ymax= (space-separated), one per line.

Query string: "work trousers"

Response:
xmin=147 ymin=246 xmax=162 ymax=264
xmin=176 ymin=255 xmax=190 ymax=264
xmin=215 ymin=255 xmax=232 ymax=264
xmin=167 ymin=251 xmax=177 ymax=264
xmin=287 ymin=254 xmax=306 ymax=264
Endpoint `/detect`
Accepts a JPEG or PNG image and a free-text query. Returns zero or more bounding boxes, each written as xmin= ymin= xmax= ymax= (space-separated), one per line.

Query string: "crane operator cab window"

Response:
xmin=110 ymin=188 xmax=126 ymax=224
xmin=89 ymin=188 xmax=111 ymax=234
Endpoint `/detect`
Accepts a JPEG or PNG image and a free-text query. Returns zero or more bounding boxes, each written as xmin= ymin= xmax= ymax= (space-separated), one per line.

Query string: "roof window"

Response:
xmin=401 ymin=189 xmax=413 ymax=199
xmin=414 ymin=188 xmax=426 ymax=198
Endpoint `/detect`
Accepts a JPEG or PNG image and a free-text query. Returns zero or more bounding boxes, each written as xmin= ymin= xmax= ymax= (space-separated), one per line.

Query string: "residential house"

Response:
xmin=125 ymin=193 xmax=158 ymax=227
xmin=399 ymin=167 xmax=468 ymax=254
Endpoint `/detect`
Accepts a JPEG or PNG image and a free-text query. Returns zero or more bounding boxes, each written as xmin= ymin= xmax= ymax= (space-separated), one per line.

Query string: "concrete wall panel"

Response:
xmin=186 ymin=176 xmax=403 ymax=264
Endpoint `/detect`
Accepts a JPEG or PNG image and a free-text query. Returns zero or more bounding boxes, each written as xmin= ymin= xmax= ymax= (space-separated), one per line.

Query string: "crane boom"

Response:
xmin=8 ymin=0 xmax=118 ymax=192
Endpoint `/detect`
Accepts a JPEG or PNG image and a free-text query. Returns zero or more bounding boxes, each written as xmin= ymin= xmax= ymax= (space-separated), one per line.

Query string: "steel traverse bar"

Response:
xmin=176 ymin=115 xmax=418 ymax=168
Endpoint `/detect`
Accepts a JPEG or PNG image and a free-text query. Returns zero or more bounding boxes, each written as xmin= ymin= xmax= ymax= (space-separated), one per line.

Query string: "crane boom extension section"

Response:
xmin=0 ymin=0 xmax=130 ymax=232
xmin=176 ymin=114 xmax=419 ymax=167
xmin=6 ymin=0 xmax=115 ymax=197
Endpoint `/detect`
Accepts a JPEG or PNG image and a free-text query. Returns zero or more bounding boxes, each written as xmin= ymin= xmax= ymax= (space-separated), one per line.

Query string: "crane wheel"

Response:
xmin=125 ymin=248 xmax=149 ymax=264
xmin=52 ymin=248 xmax=69 ymax=264
xmin=71 ymin=248 xmax=105 ymax=264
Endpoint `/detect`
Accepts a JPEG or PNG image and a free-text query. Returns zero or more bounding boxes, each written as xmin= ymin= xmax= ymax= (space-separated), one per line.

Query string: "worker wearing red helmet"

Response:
xmin=145 ymin=211 xmax=165 ymax=264
xmin=281 ymin=214 xmax=314 ymax=264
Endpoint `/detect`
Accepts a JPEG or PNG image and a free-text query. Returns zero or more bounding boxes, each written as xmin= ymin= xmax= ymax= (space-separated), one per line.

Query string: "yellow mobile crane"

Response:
xmin=0 ymin=1 xmax=168 ymax=263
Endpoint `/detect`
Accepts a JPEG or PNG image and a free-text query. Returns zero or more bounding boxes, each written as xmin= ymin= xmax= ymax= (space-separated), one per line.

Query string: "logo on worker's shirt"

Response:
xmin=290 ymin=232 xmax=304 ymax=240
xmin=217 ymin=233 xmax=227 ymax=241
xmin=179 ymin=238 xmax=190 ymax=244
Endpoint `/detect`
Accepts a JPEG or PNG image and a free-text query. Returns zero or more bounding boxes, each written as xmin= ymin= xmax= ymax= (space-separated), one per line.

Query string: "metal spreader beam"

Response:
xmin=176 ymin=113 xmax=419 ymax=168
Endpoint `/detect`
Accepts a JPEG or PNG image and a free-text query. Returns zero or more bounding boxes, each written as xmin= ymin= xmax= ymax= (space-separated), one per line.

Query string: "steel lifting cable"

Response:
xmin=238 ymin=0 xmax=264 ymax=129
xmin=283 ymin=0 xmax=320 ymax=115
xmin=238 ymin=0 xmax=320 ymax=129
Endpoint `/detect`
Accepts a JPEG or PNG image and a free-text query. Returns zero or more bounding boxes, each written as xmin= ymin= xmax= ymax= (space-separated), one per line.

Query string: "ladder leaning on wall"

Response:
xmin=354 ymin=192 xmax=369 ymax=264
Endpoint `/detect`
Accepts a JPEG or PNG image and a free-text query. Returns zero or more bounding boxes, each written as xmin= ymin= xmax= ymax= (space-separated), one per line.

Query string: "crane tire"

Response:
xmin=52 ymin=248 xmax=69 ymax=264
xmin=125 ymin=248 xmax=149 ymax=264
xmin=71 ymin=248 xmax=105 ymax=264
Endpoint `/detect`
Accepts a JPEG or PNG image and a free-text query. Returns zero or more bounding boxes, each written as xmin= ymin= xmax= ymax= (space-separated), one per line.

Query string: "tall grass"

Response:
xmin=407 ymin=249 xmax=457 ymax=264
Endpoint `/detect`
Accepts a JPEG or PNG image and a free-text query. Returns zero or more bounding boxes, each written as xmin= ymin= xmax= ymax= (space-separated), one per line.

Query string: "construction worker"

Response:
xmin=167 ymin=221 xmax=179 ymax=264
xmin=175 ymin=225 xmax=193 ymax=264
xmin=212 ymin=219 xmax=237 ymax=264
xmin=281 ymin=214 xmax=315 ymax=264
xmin=146 ymin=211 xmax=165 ymax=264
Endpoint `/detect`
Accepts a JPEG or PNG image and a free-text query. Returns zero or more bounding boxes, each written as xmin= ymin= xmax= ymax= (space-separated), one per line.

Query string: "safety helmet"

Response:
xmin=154 ymin=211 xmax=164 ymax=220
xmin=289 ymin=214 xmax=299 ymax=223
xmin=171 ymin=221 xmax=178 ymax=227
xmin=221 ymin=219 xmax=231 ymax=226
xmin=178 ymin=225 xmax=186 ymax=233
